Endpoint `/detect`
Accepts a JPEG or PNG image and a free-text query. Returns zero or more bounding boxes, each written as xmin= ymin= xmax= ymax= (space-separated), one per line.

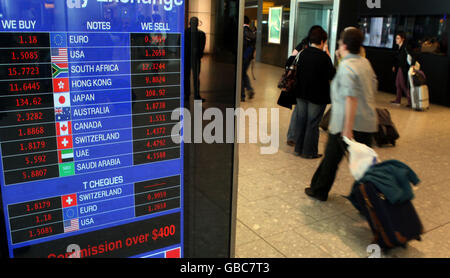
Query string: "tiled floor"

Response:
xmin=235 ymin=62 xmax=450 ymax=258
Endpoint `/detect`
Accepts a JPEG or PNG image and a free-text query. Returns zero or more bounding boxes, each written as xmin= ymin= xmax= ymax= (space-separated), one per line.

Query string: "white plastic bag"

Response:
xmin=343 ymin=136 xmax=379 ymax=181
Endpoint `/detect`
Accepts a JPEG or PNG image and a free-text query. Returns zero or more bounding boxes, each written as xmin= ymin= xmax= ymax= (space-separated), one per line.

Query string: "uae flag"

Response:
xmin=58 ymin=149 xmax=74 ymax=163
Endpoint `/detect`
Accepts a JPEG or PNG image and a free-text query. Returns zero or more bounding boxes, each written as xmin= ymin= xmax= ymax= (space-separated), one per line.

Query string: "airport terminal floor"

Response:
xmin=234 ymin=62 xmax=450 ymax=258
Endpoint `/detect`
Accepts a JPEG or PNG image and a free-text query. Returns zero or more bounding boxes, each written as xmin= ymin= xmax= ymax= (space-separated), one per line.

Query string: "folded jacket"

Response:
xmin=354 ymin=160 xmax=420 ymax=204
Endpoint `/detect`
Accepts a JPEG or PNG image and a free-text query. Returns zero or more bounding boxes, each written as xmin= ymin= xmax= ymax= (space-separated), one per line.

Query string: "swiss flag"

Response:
xmin=61 ymin=194 xmax=77 ymax=208
xmin=53 ymin=78 xmax=70 ymax=93
xmin=57 ymin=135 xmax=73 ymax=150
xmin=56 ymin=121 xmax=72 ymax=136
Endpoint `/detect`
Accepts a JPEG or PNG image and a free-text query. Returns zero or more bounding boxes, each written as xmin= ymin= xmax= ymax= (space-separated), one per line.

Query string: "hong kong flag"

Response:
xmin=57 ymin=135 xmax=73 ymax=150
xmin=56 ymin=121 xmax=72 ymax=136
xmin=53 ymin=78 xmax=70 ymax=93
xmin=61 ymin=194 xmax=77 ymax=208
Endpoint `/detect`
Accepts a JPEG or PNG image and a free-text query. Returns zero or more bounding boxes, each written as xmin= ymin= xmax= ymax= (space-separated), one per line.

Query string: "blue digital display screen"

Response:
xmin=0 ymin=0 xmax=184 ymax=258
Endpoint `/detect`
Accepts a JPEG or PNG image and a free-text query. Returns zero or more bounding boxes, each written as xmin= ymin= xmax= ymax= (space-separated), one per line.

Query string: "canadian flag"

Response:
xmin=56 ymin=121 xmax=72 ymax=136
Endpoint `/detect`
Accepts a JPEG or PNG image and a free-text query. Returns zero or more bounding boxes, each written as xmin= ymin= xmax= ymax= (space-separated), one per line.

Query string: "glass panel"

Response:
xmin=294 ymin=2 xmax=333 ymax=49
xmin=183 ymin=0 xmax=240 ymax=258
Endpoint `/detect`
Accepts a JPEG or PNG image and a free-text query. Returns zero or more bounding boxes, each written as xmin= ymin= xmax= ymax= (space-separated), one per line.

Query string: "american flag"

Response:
xmin=51 ymin=48 xmax=68 ymax=63
xmin=64 ymin=218 xmax=79 ymax=233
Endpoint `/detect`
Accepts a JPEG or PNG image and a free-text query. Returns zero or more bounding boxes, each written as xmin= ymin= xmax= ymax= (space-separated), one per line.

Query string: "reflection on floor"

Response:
xmin=235 ymin=62 xmax=450 ymax=258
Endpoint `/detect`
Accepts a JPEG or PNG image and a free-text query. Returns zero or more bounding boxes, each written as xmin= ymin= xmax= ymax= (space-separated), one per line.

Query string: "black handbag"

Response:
xmin=277 ymin=51 xmax=303 ymax=109
xmin=277 ymin=89 xmax=296 ymax=109
xmin=277 ymin=50 xmax=303 ymax=92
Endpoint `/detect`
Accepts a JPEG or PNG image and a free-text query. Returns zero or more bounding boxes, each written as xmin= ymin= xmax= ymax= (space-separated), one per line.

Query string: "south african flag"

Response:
xmin=52 ymin=62 xmax=69 ymax=78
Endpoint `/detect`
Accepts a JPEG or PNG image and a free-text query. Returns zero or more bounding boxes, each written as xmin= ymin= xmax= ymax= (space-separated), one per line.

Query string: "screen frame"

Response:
xmin=268 ymin=6 xmax=283 ymax=44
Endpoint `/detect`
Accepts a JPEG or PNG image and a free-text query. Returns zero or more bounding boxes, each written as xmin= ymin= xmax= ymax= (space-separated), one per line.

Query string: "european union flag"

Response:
xmin=63 ymin=207 xmax=78 ymax=220
xmin=50 ymin=33 xmax=67 ymax=48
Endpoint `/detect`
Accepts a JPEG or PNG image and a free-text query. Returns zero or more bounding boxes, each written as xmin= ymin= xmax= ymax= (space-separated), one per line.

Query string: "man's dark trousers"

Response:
xmin=309 ymin=131 xmax=373 ymax=200
xmin=241 ymin=58 xmax=253 ymax=100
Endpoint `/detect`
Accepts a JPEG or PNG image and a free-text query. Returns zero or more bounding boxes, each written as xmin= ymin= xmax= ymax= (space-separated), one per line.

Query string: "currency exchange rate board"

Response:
xmin=0 ymin=0 xmax=184 ymax=258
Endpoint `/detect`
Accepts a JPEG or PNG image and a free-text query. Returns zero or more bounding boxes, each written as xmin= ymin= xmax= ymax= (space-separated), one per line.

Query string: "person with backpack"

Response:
xmin=304 ymin=28 xmax=378 ymax=201
xmin=241 ymin=16 xmax=256 ymax=102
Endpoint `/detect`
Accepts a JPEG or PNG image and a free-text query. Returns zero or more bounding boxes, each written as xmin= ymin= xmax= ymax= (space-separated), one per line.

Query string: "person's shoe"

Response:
xmin=287 ymin=140 xmax=295 ymax=146
xmin=304 ymin=187 xmax=327 ymax=202
xmin=300 ymin=154 xmax=323 ymax=159
xmin=390 ymin=100 xmax=401 ymax=105
xmin=248 ymin=90 xmax=255 ymax=99
xmin=406 ymin=103 xmax=412 ymax=108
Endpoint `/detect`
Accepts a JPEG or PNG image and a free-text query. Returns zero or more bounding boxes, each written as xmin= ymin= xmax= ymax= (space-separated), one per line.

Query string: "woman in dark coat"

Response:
xmin=391 ymin=32 xmax=411 ymax=107
xmin=286 ymin=25 xmax=323 ymax=146
xmin=294 ymin=26 xmax=336 ymax=159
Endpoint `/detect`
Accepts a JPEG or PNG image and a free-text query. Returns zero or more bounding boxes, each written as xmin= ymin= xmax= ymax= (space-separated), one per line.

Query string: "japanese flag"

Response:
xmin=54 ymin=92 xmax=71 ymax=108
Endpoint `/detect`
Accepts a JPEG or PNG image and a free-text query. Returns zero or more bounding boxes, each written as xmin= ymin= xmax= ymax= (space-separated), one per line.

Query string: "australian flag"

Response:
xmin=55 ymin=107 xmax=71 ymax=121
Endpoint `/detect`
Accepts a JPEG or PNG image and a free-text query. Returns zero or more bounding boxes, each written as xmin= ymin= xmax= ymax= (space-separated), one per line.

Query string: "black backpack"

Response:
xmin=373 ymin=108 xmax=400 ymax=147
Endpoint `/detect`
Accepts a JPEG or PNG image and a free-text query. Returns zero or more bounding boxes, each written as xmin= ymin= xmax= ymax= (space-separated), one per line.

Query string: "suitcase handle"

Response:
xmin=359 ymin=184 xmax=396 ymax=249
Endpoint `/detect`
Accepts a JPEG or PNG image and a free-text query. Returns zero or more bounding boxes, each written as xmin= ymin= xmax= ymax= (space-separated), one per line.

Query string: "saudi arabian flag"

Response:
xmin=59 ymin=162 xmax=75 ymax=177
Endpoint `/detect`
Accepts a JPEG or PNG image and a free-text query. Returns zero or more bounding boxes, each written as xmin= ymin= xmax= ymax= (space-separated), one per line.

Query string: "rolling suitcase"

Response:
xmin=350 ymin=182 xmax=424 ymax=250
xmin=409 ymin=67 xmax=430 ymax=111
xmin=374 ymin=108 xmax=399 ymax=147
xmin=411 ymin=85 xmax=430 ymax=111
